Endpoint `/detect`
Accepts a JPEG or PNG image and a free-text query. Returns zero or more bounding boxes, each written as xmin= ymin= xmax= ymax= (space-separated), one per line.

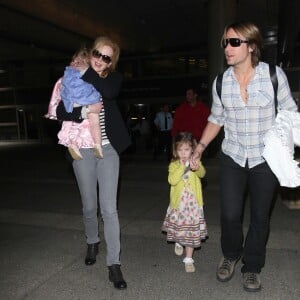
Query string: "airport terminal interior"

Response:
xmin=0 ymin=0 xmax=299 ymax=143
xmin=0 ymin=1 xmax=300 ymax=299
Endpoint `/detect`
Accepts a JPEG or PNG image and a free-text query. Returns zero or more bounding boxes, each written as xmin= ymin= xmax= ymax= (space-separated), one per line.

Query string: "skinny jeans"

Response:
xmin=72 ymin=144 xmax=120 ymax=266
xmin=219 ymin=152 xmax=278 ymax=273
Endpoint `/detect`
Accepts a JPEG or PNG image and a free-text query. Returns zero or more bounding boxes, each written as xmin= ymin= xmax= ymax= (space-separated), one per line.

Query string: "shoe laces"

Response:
xmin=220 ymin=258 xmax=233 ymax=271
xmin=245 ymin=272 xmax=258 ymax=284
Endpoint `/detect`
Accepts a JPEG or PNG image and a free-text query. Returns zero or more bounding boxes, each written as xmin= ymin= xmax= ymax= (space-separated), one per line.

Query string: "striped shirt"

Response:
xmin=209 ymin=62 xmax=297 ymax=168
xmin=100 ymin=107 xmax=109 ymax=146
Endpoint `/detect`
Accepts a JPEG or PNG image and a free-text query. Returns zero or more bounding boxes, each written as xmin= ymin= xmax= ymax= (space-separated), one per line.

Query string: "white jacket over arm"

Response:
xmin=263 ymin=110 xmax=300 ymax=187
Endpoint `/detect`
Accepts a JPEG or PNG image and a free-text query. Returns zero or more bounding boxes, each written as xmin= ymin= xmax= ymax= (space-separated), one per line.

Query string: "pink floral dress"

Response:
xmin=162 ymin=172 xmax=208 ymax=248
xmin=45 ymin=78 xmax=95 ymax=148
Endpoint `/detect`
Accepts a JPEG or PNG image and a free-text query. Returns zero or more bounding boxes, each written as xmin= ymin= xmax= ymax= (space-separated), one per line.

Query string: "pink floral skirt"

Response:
xmin=58 ymin=120 xmax=94 ymax=148
xmin=162 ymin=187 xmax=208 ymax=248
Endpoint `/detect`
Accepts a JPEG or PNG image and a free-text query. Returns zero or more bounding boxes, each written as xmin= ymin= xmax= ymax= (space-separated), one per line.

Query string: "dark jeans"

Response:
xmin=219 ymin=152 xmax=278 ymax=273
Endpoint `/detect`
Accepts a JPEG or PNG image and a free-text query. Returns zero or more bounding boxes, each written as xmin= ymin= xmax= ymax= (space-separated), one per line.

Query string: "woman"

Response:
xmin=56 ymin=36 xmax=131 ymax=290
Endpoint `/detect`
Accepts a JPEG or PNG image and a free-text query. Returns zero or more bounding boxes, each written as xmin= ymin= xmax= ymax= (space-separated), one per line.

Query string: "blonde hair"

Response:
xmin=221 ymin=21 xmax=263 ymax=67
xmin=172 ymin=132 xmax=197 ymax=161
xmin=91 ymin=36 xmax=120 ymax=77
xmin=71 ymin=46 xmax=89 ymax=66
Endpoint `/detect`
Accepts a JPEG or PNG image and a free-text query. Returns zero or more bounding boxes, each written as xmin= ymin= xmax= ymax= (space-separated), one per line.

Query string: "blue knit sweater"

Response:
xmin=61 ymin=66 xmax=101 ymax=113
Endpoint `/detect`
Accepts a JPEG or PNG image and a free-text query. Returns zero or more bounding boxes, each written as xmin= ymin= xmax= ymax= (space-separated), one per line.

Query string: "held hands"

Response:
xmin=190 ymin=143 xmax=206 ymax=170
xmin=189 ymin=156 xmax=199 ymax=171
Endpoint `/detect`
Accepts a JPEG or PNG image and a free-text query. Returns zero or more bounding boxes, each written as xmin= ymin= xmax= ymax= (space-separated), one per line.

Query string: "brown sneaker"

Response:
xmin=243 ymin=272 xmax=261 ymax=292
xmin=216 ymin=256 xmax=240 ymax=282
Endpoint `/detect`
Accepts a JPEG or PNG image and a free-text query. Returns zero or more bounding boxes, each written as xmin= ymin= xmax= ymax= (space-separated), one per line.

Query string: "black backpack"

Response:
xmin=216 ymin=65 xmax=278 ymax=114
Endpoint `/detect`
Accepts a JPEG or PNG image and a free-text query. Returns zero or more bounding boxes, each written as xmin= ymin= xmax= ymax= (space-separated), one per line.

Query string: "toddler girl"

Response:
xmin=162 ymin=132 xmax=208 ymax=272
xmin=45 ymin=48 xmax=103 ymax=159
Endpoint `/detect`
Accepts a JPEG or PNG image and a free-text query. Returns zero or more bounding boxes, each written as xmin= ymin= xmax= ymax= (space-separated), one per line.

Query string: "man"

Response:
xmin=153 ymin=104 xmax=173 ymax=161
xmin=192 ymin=21 xmax=297 ymax=292
xmin=171 ymin=88 xmax=210 ymax=142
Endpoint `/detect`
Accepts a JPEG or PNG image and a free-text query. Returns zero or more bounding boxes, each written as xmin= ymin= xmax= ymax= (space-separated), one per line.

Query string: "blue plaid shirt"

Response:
xmin=209 ymin=62 xmax=297 ymax=168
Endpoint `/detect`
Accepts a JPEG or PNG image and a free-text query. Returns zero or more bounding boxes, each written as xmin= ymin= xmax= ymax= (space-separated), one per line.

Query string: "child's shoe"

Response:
xmin=174 ymin=243 xmax=183 ymax=256
xmin=183 ymin=257 xmax=195 ymax=273
xmin=68 ymin=145 xmax=83 ymax=160
xmin=94 ymin=144 xmax=103 ymax=158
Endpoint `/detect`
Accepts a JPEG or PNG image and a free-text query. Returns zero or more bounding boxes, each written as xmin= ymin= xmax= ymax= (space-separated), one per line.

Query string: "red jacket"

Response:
xmin=171 ymin=101 xmax=210 ymax=141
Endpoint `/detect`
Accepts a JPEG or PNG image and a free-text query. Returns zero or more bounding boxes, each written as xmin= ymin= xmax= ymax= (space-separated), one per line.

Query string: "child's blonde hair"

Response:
xmin=172 ymin=132 xmax=197 ymax=161
xmin=70 ymin=46 xmax=90 ymax=67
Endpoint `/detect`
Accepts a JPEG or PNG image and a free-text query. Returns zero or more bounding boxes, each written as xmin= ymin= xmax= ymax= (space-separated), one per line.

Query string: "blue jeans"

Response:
xmin=219 ymin=152 xmax=278 ymax=273
xmin=72 ymin=144 xmax=120 ymax=266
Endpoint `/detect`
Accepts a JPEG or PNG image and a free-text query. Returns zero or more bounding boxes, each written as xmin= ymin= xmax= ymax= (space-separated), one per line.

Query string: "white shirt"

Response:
xmin=154 ymin=111 xmax=173 ymax=131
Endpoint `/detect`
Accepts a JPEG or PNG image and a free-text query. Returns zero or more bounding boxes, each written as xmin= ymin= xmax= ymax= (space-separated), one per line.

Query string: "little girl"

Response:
xmin=45 ymin=48 xmax=103 ymax=160
xmin=162 ymin=132 xmax=208 ymax=272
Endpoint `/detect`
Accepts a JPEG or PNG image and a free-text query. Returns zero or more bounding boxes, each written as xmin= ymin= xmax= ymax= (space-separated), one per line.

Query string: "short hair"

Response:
xmin=221 ymin=21 xmax=263 ymax=67
xmin=186 ymin=87 xmax=198 ymax=94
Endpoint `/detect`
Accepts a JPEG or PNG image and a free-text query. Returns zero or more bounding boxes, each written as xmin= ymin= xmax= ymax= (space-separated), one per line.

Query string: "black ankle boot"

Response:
xmin=108 ymin=264 xmax=127 ymax=289
xmin=85 ymin=243 xmax=99 ymax=266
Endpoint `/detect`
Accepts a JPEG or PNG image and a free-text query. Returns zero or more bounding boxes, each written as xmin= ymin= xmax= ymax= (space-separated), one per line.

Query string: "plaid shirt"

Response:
xmin=209 ymin=62 xmax=297 ymax=168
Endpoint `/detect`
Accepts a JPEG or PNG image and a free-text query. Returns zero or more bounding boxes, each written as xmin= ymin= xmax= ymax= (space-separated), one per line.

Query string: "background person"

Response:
xmin=192 ymin=21 xmax=297 ymax=292
xmin=56 ymin=36 xmax=131 ymax=290
xmin=153 ymin=103 xmax=173 ymax=161
xmin=171 ymin=88 xmax=210 ymax=143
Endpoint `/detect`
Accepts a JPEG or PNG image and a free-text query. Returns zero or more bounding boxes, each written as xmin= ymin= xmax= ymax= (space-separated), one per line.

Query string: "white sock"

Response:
xmin=183 ymin=257 xmax=194 ymax=264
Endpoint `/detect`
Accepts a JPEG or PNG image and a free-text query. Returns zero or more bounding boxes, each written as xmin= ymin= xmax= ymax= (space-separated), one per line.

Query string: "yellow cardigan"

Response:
xmin=168 ymin=160 xmax=206 ymax=209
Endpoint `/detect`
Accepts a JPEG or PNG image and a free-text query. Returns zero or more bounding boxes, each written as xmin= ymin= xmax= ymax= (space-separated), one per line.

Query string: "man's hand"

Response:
xmin=190 ymin=143 xmax=205 ymax=170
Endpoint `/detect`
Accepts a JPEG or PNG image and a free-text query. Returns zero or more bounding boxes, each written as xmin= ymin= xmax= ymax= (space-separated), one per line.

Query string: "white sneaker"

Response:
xmin=174 ymin=243 xmax=183 ymax=256
xmin=183 ymin=257 xmax=195 ymax=273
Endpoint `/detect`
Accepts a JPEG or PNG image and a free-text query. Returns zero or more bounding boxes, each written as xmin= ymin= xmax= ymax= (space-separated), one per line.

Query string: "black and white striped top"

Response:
xmin=100 ymin=107 xmax=109 ymax=145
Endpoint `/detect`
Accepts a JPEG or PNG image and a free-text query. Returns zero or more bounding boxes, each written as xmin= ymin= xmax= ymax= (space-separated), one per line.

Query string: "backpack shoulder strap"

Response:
xmin=269 ymin=64 xmax=278 ymax=114
xmin=216 ymin=72 xmax=224 ymax=107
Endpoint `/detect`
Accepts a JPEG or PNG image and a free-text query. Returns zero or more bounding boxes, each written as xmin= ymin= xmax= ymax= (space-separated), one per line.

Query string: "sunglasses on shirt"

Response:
xmin=222 ymin=38 xmax=249 ymax=48
xmin=91 ymin=49 xmax=112 ymax=64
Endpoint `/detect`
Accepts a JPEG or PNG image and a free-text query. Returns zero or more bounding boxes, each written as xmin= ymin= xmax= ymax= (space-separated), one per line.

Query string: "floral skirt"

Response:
xmin=162 ymin=187 xmax=208 ymax=248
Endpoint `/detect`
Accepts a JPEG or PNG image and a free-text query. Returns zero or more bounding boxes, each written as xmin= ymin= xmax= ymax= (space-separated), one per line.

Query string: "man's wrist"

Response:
xmin=198 ymin=141 xmax=207 ymax=150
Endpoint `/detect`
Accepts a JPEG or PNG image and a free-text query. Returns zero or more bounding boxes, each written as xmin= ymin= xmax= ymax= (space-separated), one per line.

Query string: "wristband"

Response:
xmin=198 ymin=142 xmax=207 ymax=150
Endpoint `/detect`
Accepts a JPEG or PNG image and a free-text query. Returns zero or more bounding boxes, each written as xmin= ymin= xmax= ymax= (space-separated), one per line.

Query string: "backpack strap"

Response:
xmin=269 ymin=64 xmax=278 ymax=115
xmin=216 ymin=65 xmax=278 ymax=113
xmin=216 ymin=72 xmax=224 ymax=108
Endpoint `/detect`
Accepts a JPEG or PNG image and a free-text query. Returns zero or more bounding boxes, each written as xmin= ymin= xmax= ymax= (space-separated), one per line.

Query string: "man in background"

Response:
xmin=172 ymin=88 xmax=210 ymax=143
xmin=153 ymin=104 xmax=173 ymax=161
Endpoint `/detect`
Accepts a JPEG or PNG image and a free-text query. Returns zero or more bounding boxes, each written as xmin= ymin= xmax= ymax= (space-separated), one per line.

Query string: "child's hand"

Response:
xmin=190 ymin=158 xmax=199 ymax=171
xmin=180 ymin=159 xmax=187 ymax=165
